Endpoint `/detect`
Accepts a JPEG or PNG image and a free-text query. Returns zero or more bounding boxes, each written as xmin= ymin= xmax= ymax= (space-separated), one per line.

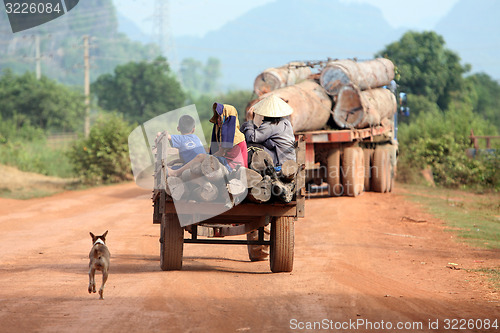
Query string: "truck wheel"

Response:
xmin=342 ymin=147 xmax=363 ymax=197
xmin=160 ymin=213 xmax=184 ymax=271
xmin=270 ymin=216 xmax=294 ymax=273
xmin=372 ymin=146 xmax=387 ymax=193
xmin=363 ymin=148 xmax=374 ymax=191
xmin=326 ymin=148 xmax=342 ymax=197
xmin=385 ymin=145 xmax=396 ymax=193
xmin=355 ymin=147 xmax=365 ymax=192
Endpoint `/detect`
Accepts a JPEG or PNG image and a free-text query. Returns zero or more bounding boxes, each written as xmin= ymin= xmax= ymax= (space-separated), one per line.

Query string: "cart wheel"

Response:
xmin=160 ymin=213 xmax=184 ymax=271
xmin=372 ymin=146 xmax=387 ymax=193
xmin=326 ymin=148 xmax=342 ymax=197
xmin=342 ymin=147 xmax=363 ymax=197
xmin=270 ymin=216 xmax=294 ymax=273
xmin=363 ymin=148 xmax=373 ymax=192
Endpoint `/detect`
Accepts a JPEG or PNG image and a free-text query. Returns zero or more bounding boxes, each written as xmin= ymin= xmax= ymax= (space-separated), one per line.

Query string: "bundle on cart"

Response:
xmin=159 ymin=145 xmax=300 ymax=206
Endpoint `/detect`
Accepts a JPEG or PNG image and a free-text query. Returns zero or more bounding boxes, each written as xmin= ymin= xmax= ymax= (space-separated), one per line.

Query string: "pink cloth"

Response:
xmin=224 ymin=140 xmax=248 ymax=169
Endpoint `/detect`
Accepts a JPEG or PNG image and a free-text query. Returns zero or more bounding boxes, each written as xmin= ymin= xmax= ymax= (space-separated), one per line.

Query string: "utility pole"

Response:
xmin=83 ymin=35 xmax=90 ymax=138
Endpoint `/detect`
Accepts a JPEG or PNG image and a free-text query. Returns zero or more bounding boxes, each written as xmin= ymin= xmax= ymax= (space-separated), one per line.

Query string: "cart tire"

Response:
xmin=326 ymin=148 xmax=342 ymax=197
xmin=342 ymin=147 xmax=363 ymax=197
xmin=160 ymin=213 xmax=184 ymax=271
xmin=363 ymin=148 xmax=373 ymax=192
xmin=372 ymin=146 xmax=387 ymax=193
xmin=270 ymin=216 xmax=294 ymax=273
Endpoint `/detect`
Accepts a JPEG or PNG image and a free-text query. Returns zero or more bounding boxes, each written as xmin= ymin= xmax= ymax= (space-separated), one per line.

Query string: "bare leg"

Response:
xmin=168 ymin=153 xmax=207 ymax=177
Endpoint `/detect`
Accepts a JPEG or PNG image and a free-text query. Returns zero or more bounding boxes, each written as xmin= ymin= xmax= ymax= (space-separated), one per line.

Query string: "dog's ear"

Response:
xmin=102 ymin=230 xmax=108 ymax=239
xmin=90 ymin=232 xmax=95 ymax=239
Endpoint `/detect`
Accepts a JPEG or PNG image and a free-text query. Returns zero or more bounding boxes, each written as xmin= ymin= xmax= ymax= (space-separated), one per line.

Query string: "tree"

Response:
xmin=466 ymin=73 xmax=500 ymax=130
xmin=179 ymin=57 xmax=222 ymax=96
xmin=0 ymin=69 xmax=85 ymax=132
xmin=376 ymin=31 xmax=469 ymax=110
xmin=92 ymin=57 xmax=186 ymax=124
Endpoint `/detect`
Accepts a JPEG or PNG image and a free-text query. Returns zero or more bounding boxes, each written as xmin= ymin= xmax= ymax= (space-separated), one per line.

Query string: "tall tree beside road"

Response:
xmin=376 ymin=31 xmax=469 ymax=110
xmin=92 ymin=57 xmax=185 ymax=124
xmin=180 ymin=57 xmax=222 ymax=96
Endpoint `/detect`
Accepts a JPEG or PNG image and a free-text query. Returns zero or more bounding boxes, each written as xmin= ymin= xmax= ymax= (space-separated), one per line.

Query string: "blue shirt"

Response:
xmin=170 ymin=134 xmax=206 ymax=163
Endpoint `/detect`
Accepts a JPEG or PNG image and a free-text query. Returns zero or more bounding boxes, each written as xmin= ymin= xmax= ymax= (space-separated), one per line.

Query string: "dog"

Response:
xmin=88 ymin=231 xmax=110 ymax=300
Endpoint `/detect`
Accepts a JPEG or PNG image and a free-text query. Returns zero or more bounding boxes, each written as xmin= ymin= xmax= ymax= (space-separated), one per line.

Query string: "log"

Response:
xmin=279 ymin=160 xmax=298 ymax=181
xmin=247 ymin=175 xmax=272 ymax=203
xmin=227 ymin=178 xmax=247 ymax=197
xmin=253 ymin=62 xmax=312 ymax=96
xmin=201 ymin=155 xmax=227 ymax=182
xmin=320 ymin=58 xmax=395 ymax=96
xmin=166 ymin=176 xmax=185 ymax=201
xmin=333 ymin=85 xmax=397 ymax=129
xmin=191 ymin=181 xmax=219 ymax=202
xmin=246 ymin=80 xmax=332 ymax=132
xmin=190 ymin=161 xmax=202 ymax=176
xmin=233 ymin=167 xmax=263 ymax=188
xmin=250 ymin=150 xmax=274 ymax=173
xmin=272 ymin=180 xmax=295 ymax=203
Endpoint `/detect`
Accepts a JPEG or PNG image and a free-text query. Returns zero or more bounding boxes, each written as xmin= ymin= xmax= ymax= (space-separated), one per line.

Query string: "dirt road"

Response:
xmin=0 ymin=183 xmax=498 ymax=332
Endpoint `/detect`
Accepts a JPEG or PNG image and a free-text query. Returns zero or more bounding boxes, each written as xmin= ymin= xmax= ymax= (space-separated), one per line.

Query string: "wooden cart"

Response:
xmin=152 ymin=135 xmax=306 ymax=273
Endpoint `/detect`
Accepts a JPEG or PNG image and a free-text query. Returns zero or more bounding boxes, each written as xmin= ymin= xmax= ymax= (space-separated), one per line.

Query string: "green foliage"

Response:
xmin=0 ymin=69 xmax=85 ymax=132
xmin=67 ymin=114 xmax=134 ymax=185
xmin=377 ymin=31 xmax=469 ymax=110
xmin=180 ymin=57 xmax=222 ymax=96
xmin=92 ymin=57 xmax=186 ymax=124
xmin=466 ymin=73 xmax=500 ymax=130
xmin=397 ymin=101 xmax=499 ymax=189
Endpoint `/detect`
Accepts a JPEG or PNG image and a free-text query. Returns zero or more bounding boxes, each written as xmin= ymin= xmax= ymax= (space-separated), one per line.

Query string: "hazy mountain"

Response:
xmin=117 ymin=13 xmax=151 ymax=44
xmin=175 ymin=0 xmax=400 ymax=90
xmin=435 ymin=0 xmax=500 ymax=79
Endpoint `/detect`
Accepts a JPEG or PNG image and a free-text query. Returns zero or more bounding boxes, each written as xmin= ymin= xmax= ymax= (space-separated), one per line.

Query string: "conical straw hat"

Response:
xmin=252 ymin=94 xmax=294 ymax=117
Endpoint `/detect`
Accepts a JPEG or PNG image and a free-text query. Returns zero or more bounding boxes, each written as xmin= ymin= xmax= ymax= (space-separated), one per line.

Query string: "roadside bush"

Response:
xmin=68 ymin=114 xmax=134 ymax=185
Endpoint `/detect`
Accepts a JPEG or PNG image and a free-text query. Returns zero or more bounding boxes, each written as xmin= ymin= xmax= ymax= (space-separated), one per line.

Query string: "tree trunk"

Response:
xmin=333 ymin=85 xmax=397 ymax=129
xmin=234 ymin=167 xmax=263 ymax=188
xmin=320 ymin=58 xmax=395 ymax=96
xmin=253 ymin=62 xmax=312 ymax=96
xmin=250 ymin=150 xmax=274 ymax=173
xmin=279 ymin=160 xmax=298 ymax=181
xmin=246 ymin=80 xmax=332 ymax=132
xmin=248 ymin=175 xmax=272 ymax=203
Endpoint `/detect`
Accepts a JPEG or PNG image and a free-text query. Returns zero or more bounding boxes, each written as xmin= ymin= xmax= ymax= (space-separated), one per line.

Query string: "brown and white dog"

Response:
xmin=88 ymin=231 xmax=110 ymax=300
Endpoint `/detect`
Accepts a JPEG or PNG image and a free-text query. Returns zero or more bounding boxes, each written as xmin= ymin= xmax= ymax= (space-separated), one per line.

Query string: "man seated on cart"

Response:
xmin=240 ymin=94 xmax=296 ymax=171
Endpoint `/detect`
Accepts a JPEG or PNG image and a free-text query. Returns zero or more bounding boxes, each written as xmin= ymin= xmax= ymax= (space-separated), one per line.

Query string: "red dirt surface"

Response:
xmin=0 ymin=183 xmax=498 ymax=332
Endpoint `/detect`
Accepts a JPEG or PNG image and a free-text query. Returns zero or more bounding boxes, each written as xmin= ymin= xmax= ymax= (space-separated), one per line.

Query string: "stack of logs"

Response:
xmin=249 ymin=58 xmax=397 ymax=131
xmin=164 ymin=151 xmax=299 ymax=205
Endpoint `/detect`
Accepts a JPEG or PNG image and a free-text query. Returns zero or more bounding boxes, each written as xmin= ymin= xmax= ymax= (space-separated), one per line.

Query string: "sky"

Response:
xmin=114 ymin=0 xmax=460 ymax=38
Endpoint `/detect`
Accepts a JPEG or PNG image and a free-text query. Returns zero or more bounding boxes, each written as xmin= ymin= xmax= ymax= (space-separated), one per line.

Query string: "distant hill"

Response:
xmin=175 ymin=0 xmax=400 ymax=90
xmin=435 ymin=0 xmax=500 ymax=79
xmin=0 ymin=0 xmax=160 ymax=86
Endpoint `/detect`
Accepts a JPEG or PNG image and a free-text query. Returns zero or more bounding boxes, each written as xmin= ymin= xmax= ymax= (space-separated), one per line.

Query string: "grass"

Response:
xmin=0 ymin=139 xmax=75 ymax=178
xmin=400 ymin=183 xmax=500 ymax=289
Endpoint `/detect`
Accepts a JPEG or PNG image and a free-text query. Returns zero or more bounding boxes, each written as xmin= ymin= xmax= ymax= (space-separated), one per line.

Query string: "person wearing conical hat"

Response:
xmin=240 ymin=94 xmax=296 ymax=167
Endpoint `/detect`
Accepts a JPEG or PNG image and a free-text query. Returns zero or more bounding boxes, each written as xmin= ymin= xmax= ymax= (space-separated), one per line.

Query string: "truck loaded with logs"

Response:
xmin=248 ymin=57 xmax=406 ymax=197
